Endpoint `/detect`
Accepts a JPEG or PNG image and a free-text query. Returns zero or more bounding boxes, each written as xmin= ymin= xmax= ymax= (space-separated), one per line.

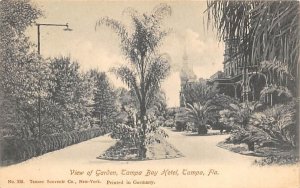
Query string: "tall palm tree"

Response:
xmin=95 ymin=4 xmax=171 ymax=159
xmin=206 ymin=1 xmax=299 ymax=80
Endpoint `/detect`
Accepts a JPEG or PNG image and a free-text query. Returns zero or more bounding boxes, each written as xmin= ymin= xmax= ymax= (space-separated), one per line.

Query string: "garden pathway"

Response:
xmin=0 ymin=129 xmax=298 ymax=188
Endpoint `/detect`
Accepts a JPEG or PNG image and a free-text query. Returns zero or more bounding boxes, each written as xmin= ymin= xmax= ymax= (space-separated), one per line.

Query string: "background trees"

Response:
xmin=47 ymin=57 xmax=95 ymax=132
xmin=96 ymin=4 xmax=172 ymax=158
xmin=89 ymin=70 xmax=117 ymax=129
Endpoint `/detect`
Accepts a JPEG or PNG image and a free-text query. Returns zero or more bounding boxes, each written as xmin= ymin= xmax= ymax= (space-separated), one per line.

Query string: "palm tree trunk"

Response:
xmin=139 ymin=99 xmax=147 ymax=159
xmin=198 ymin=123 xmax=208 ymax=134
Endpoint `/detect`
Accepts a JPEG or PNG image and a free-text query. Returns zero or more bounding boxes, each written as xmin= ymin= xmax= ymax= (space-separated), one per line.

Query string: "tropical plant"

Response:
xmin=224 ymin=101 xmax=297 ymax=152
xmin=258 ymin=60 xmax=295 ymax=105
xmin=220 ymin=102 xmax=262 ymax=151
xmin=249 ymin=101 xmax=297 ymax=149
xmin=186 ymin=94 xmax=237 ymax=134
xmin=182 ymin=80 xmax=219 ymax=106
xmin=206 ymin=1 xmax=299 ymax=80
xmin=95 ymin=4 xmax=172 ymax=159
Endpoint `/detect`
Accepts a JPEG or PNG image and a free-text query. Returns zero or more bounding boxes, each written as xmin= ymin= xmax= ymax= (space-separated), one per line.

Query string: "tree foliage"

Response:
xmin=186 ymin=93 xmax=237 ymax=134
xmin=0 ymin=0 xmax=43 ymax=138
xmin=96 ymin=4 xmax=172 ymax=158
xmin=206 ymin=1 xmax=300 ymax=79
xmin=88 ymin=70 xmax=117 ymax=128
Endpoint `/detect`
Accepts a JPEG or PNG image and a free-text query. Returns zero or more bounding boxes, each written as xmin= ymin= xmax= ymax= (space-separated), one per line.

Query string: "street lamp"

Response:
xmin=36 ymin=23 xmax=72 ymax=54
xmin=36 ymin=23 xmax=72 ymax=138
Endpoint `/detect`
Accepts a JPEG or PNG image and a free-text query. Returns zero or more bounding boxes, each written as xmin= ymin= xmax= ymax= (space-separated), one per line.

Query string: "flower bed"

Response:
xmin=98 ymin=137 xmax=183 ymax=161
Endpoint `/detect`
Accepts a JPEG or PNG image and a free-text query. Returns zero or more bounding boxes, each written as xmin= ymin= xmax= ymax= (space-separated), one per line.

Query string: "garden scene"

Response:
xmin=0 ymin=0 xmax=299 ymax=177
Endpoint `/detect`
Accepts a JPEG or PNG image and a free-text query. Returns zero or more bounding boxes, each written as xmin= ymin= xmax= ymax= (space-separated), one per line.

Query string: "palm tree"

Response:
xmin=95 ymin=4 xmax=172 ymax=159
xmin=221 ymin=102 xmax=263 ymax=151
xmin=206 ymin=2 xmax=299 ymax=148
xmin=186 ymin=102 xmax=217 ymax=134
xmin=249 ymin=101 xmax=297 ymax=149
xmin=206 ymin=1 xmax=299 ymax=80
xmin=186 ymin=94 xmax=237 ymax=134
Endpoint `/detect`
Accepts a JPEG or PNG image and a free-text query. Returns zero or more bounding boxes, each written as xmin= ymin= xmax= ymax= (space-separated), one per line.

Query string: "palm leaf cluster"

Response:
xmin=222 ymin=101 xmax=297 ymax=149
xmin=96 ymin=4 xmax=171 ymax=113
xmin=96 ymin=4 xmax=172 ymax=159
xmin=182 ymin=81 xmax=219 ymax=105
xmin=248 ymin=101 xmax=297 ymax=148
xmin=258 ymin=60 xmax=295 ymax=99
xmin=206 ymin=1 xmax=300 ymax=79
xmin=186 ymin=93 xmax=237 ymax=134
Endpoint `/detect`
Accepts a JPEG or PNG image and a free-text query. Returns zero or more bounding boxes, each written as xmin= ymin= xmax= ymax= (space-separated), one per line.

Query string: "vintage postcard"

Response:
xmin=0 ymin=0 xmax=299 ymax=188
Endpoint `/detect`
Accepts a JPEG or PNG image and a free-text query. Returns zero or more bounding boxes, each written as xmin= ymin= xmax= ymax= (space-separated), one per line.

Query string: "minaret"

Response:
xmin=180 ymin=45 xmax=189 ymax=83
xmin=179 ymin=43 xmax=196 ymax=107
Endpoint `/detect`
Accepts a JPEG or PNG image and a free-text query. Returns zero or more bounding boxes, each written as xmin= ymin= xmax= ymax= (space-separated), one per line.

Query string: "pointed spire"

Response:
xmin=183 ymin=38 xmax=188 ymax=62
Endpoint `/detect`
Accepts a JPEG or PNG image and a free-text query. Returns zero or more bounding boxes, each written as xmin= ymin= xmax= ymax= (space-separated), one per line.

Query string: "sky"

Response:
xmin=27 ymin=0 xmax=225 ymax=107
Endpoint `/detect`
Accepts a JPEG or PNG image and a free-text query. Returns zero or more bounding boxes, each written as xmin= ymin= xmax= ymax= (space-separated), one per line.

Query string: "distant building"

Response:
xmin=208 ymin=37 xmax=267 ymax=102
xmin=180 ymin=36 xmax=281 ymax=106
xmin=179 ymin=49 xmax=197 ymax=107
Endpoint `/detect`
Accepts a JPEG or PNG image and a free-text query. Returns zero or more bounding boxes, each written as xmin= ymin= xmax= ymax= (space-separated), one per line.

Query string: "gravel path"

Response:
xmin=161 ymin=128 xmax=256 ymax=165
xmin=0 ymin=129 xmax=298 ymax=188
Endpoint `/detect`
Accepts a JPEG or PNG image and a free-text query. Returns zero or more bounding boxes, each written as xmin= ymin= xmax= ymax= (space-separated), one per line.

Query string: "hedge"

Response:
xmin=0 ymin=128 xmax=107 ymax=166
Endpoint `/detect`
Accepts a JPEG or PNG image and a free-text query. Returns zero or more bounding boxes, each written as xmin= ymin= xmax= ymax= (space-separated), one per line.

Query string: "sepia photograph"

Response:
xmin=0 ymin=0 xmax=299 ymax=187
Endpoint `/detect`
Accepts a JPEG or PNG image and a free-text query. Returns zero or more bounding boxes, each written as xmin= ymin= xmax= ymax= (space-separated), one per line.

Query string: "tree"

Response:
xmin=206 ymin=1 xmax=299 ymax=81
xmin=182 ymin=80 xmax=219 ymax=106
xmin=89 ymin=70 xmax=117 ymax=128
xmin=0 ymin=0 xmax=43 ymax=138
xmin=219 ymin=102 xmax=263 ymax=151
xmin=48 ymin=57 xmax=94 ymax=132
xmin=186 ymin=94 xmax=236 ymax=134
xmin=207 ymin=1 xmax=299 ymax=150
xmin=96 ymin=4 xmax=172 ymax=158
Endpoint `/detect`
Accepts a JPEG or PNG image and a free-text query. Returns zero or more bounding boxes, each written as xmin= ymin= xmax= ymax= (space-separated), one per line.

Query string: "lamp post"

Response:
xmin=36 ymin=23 xmax=72 ymax=138
xmin=36 ymin=23 xmax=72 ymax=54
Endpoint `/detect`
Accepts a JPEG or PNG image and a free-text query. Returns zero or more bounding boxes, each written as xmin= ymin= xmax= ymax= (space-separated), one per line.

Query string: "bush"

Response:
xmin=110 ymin=117 xmax=168 ymax=159
xmin=224 ymin=101 xmax=297 ymax=152
xmin=249 ymin=102 xmax=297 ymax=148
xmin=0 ymin=128 xmax=107 ymax=166
xmin=175 ymin=121 xmax=187 ymax=131
xmin=164 ymin=119 xmax=175 ymax=127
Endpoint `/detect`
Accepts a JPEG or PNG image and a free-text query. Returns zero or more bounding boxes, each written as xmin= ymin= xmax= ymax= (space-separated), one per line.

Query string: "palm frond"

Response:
xmin=151 ymin=3 xmax=172 ymax=24
xmin=206 ymin=1 xmax=300 ymax=79
xmin=111 ymin=66 xmax=141 ymax=103
xmin=144 ymin=55 xmax=170 ymax=95
xmin=95 ymin=17 xmax=132 ymax=60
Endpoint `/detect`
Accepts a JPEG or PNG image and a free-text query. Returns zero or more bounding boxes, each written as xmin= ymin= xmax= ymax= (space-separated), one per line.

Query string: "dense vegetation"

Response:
xmin=0 ymin=0 xmax=119 ymax=164
xmin=205 ymin=0 xmax=299 ymax=165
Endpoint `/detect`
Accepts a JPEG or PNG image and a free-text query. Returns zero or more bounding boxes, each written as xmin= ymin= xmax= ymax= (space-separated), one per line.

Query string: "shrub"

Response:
xmin=224 ymin=101 xmax=297 ymax=152
xmin=164 ymin=119 xmax=175 ymax=128
xmin=110 ymin=117 xmax=168 ymax=158
xmin=0 ymin=128 xmax=107 ymax=166
xmin=248 ymin=102 xmax=297 ymax=149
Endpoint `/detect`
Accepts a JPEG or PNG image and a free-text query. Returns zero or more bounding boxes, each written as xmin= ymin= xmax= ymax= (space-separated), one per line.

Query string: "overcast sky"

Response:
xmin=27 ymin=0 xmax=225 ymax=107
